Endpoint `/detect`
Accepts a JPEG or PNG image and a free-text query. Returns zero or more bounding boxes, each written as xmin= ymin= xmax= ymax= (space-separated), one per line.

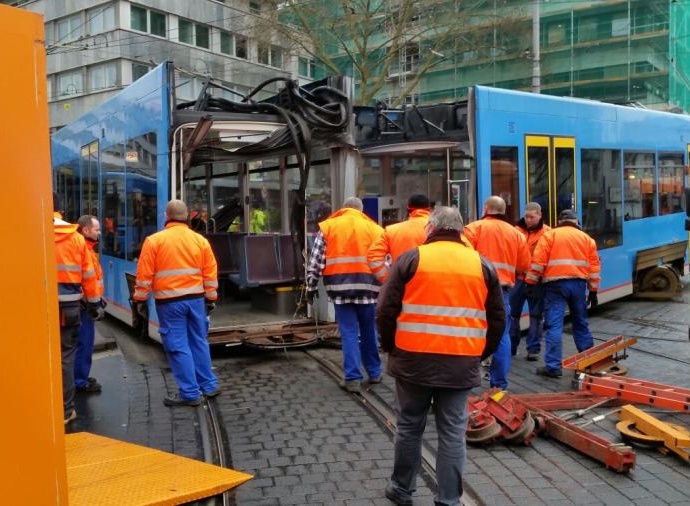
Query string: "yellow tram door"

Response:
xmin=525 ymin=135 xmax=577 ymax=227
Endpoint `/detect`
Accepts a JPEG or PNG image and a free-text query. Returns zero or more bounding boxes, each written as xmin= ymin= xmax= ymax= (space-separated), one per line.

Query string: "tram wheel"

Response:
xmin=503 ymin=411 xmax=537 ymax=445
xmin=637 ymin=265 xmax=680 ymax=299
xmin=466 ymin=416 xmax=502 ymax=445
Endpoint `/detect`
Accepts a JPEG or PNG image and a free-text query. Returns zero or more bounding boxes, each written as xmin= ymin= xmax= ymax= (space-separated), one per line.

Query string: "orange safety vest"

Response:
xmin=133 ymin=222 xmax=219 ymax=301
xmin=54 ymin=218 xmax=100 ymax=304
xmin=367 ymin=208 xmax=430 ymax=282
xmin=395 ymin=241 xmax=488 ymax=356
xmin=464 ymin=216 xmax=530 ymax=288
xmin=85 ymin=239 xmax=104 ymax=298
xmin=319 ymin=208 xmax=383 ymax=298
xmin=526 ymin=225 xmax=601 ymax=291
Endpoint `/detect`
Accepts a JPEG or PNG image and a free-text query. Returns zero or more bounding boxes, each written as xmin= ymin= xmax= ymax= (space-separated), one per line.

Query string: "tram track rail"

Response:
xmin=197 ymin=398 xmax=233 ymax=506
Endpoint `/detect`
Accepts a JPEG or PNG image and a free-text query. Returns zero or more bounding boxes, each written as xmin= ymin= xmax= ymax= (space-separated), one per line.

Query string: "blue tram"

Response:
xmin=52 ymin=61 xmax=688 ymax=343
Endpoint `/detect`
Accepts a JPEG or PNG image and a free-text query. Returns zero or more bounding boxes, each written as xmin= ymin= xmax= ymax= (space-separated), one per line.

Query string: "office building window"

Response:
xmin=131 ymin=5 xmax=166 ymax=38
xmin=258 ymin=43 xmax=269 ymax=65
xmin=57 ymin=14 xmax=82 ymax=42
xmin=220 ymin=30 xmax=233 ymax=55
xmin=179 ymin=19 xmax=193 ymax=44
xmin=132 ymin=63 xmax=150 ymax=81
xmin=88 ymin=4 xmax=115 ymax=34
xmin=298 ymin=57 xmax=315 ymax=78
xmin=271 ymin=46 xmax=283 ymax=69
xmin=178 ymin=19 xmax=209 ymax=48
xmin=150 ymin=10 xmax=166 ymax=37
xmin=236 ymin=35 xmax=248 ymax=59
xmin=57 ymin=69 xmax=84 ymax=96
xmin=130 ymin=5 xmax=147 ymax=32
xmin=89 ymin=62 xmax=118 ymax=91
xmin=195 ymin=24 xmax=210 ymax=49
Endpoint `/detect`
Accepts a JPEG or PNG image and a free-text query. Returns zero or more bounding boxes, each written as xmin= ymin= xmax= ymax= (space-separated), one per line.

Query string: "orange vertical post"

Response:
xmin=0 ymin=5 xmax=67 ymax=504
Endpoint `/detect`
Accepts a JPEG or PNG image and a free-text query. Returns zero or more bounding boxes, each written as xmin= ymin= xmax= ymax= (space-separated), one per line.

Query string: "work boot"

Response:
xmin=203 ymin=388 xmax=221 ymax=398
xmin=384 ymin=483 xmax=413 ymax=505
xmin=163 ymin=395 xmax=202 ymax=407
xmin=368 ymin=374 xmax=383 ymax=384
xmin=526 ymin=352 xmax=539 ymax=362
xmin=536 ymin=366 xmax=562 ymax=378
xmin=76 ymin=377 xmax=102 ymax=393
xmin=339 ymin=379 xmax=361 ymax=393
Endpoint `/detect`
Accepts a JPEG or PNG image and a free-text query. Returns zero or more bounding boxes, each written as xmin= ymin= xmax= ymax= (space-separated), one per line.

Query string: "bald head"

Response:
xmin=342 ymin=196 xmax=363 ymax=211
xmin=166 ymin=199 xmax=189 ymax=221
xmin=484 ymin=196 xmax=506 ymax=215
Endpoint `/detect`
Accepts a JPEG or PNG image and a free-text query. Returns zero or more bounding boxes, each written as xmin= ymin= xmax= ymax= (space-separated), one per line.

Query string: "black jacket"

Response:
xmin=376 ymin=230 xmax=506 ymax=389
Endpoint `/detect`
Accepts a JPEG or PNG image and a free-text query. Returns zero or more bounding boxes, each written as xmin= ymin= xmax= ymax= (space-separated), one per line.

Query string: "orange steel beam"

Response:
xmin=562 ymin=335 xmax=637 ymax=371
xmin=512 ymin=392 xmax=615 ymax=411
xmin=514 ymin=398 xmax=636 ymax=473
xmin=618 ymin=405 xmax=690 ymax=461
xmin=578 ymin=373 xmax=690 ymax=412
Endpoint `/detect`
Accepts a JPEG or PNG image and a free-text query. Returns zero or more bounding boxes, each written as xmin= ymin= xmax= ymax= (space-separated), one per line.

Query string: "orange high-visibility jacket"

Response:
xmin=515 ymin=221 xmax=551 ymax=279
xmin=54 ymin=217 xmax=100 ymax=304
xmin=367 ymin=208 xmax=430 ymax=282
xmin=319 ymin=208 xmax=383 ymax=298
xmin=395 ymin=241 xmax=488 ymax=356
xmin=464 ymin=216 xmax=530 ymax=288
xmin=133 ymin=222 xmax=218 ymax=302
xmin=525 ymin=225 xmax=601 ymax=291
xmin=85 ymin=239 xmax=104 ymax=298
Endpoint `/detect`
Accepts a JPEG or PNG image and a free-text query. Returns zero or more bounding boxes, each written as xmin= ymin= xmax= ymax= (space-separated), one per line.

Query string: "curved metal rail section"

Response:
xmin=197 ymin=399 xmax=232 ymax=506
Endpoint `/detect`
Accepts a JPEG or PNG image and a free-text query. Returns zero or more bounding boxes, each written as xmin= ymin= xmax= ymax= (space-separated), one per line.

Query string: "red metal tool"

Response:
xmin=562 ymin=335 xmax=636 ymax=375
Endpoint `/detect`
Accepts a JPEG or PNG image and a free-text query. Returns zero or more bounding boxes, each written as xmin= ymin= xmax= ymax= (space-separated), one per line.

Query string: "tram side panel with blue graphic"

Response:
xmin=472 ymin=86 xmax=687 ymax=302
xmin=51 ymin=63 xmax=172 ymax=329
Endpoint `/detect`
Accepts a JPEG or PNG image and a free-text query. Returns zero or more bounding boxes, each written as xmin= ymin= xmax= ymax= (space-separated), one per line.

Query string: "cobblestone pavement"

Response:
xmin=78 ymin=279 xmax=690 ymax=505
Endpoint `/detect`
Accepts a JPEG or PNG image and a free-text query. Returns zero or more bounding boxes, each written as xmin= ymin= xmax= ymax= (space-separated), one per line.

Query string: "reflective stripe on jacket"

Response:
xmin=133 ymin=222 xmax=219 ymax=301
xmin=366 ymin=208 xmax=430 ymax=283
xmin=395 ymin=241 xmax=488 ymax=356
xmin=54 ymin=218 xmax=100 ymax=304
xmin=464 ymin=216 xmax=530 ymax=288
xmin=319 ymin=208 xmax=383 ymax=299
xmin=526 ymin=224 xmax=601 ymax=291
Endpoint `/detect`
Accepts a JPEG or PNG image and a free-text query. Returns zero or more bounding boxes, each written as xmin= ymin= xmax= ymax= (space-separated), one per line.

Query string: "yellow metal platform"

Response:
xmin=66 ymin=432 xmax=252 ymax=505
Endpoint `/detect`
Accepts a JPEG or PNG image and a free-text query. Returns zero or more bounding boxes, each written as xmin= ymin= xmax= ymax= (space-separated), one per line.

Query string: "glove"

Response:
xmin=587 ymin=291 xmax=598 ymax=309
xmin=206 ymin=300 xmax=216 ymax=314
xmin=135 ymin=301 xmax=148 ymax=318
xmin=524 ymin=284 xmax=535 ymax=298
xmin=306 ymin=291 xmax=318 ymax=305
xmin=87 ymin=302 xmax=105 ymax=321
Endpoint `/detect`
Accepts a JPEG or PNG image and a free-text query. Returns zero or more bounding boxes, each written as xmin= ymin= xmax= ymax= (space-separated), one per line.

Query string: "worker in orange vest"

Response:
xmin=464 ymin=196 xmax=530 ymax=390
xmin=74 ymin=215 xmax=105 ymax=394
xmin=306 ymin=197 xmax=384 ymax=393
xmin=133 ymin=200 xmax=220 ymax=406
xmin=54 ymin=194 xmax=104 ymax=425
xmin=367 ymin=194 xmax=431 ymax=283
xmin=376 ymin=206 xmax=505 ymax=506
xmin=509 ymin=202 xmax=551 ymax=360
xmin=525 ymin=208 xmax=600 ymax=378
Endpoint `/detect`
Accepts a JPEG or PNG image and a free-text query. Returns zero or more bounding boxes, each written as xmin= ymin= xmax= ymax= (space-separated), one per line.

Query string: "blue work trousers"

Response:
xmin=489 ymin=290 xmax=512 ymax=390
xmin=389 ymin=378 xmax=471 ymax=506
xmin=542 ymin=278 xmax=594 ymax=372
xmin=74 ymin=309 xmax=95 ymax=388
xmin=334 ymin=303 xmax=381 ymax=382
xmin=156 ymin=298 xmax=218 ymax=400
xmin=509 ymin=279 xmax=544 ymax=354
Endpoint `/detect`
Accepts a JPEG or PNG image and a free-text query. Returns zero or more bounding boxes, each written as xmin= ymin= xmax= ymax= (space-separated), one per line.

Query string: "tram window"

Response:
xmin=581 ymin=149 xmax=622 ymax=249
xmin=125 ymin=132 xmax=157 ymax=261
xmin=623 ymin=152 xmax=656 ymax=220
xmin=55 ymin=161 xmax=79 ymax=222
xmin=490 ymin=146 xmax=519 ymax=224
xmin=306 ymin=161 xmax=332 ymax=237
xmin=658 ymin=152 xmax=684 ymax=215
xmin=80 ymin=141 xmax=99 ymax=216
xmin=101 ymin=144 xmax=125 ymax=259
xmin=390 ymin=156 xmax=446 ymax=218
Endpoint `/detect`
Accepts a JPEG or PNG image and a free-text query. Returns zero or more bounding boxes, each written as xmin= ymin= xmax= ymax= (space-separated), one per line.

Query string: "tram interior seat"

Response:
xmin=224 ymin=233 xmax=303 ymax=289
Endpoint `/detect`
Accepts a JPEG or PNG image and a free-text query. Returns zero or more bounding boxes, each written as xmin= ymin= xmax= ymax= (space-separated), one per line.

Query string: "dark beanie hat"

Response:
xmin=53 ymin=192 xmax=62 ymax=212
xmin=407 ymin=194 xmax=430 ymax=209
xmin=559 ymin=208 xmax=577 ymax=221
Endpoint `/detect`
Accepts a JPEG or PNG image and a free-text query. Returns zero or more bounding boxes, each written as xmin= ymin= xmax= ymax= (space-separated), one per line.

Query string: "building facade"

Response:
xmin=4 ymin=0 xmax=317 ymax=130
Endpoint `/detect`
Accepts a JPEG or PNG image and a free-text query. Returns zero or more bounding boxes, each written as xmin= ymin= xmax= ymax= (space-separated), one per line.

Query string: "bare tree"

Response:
xmin=256 ymin=0 xmax=532 ymax=106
